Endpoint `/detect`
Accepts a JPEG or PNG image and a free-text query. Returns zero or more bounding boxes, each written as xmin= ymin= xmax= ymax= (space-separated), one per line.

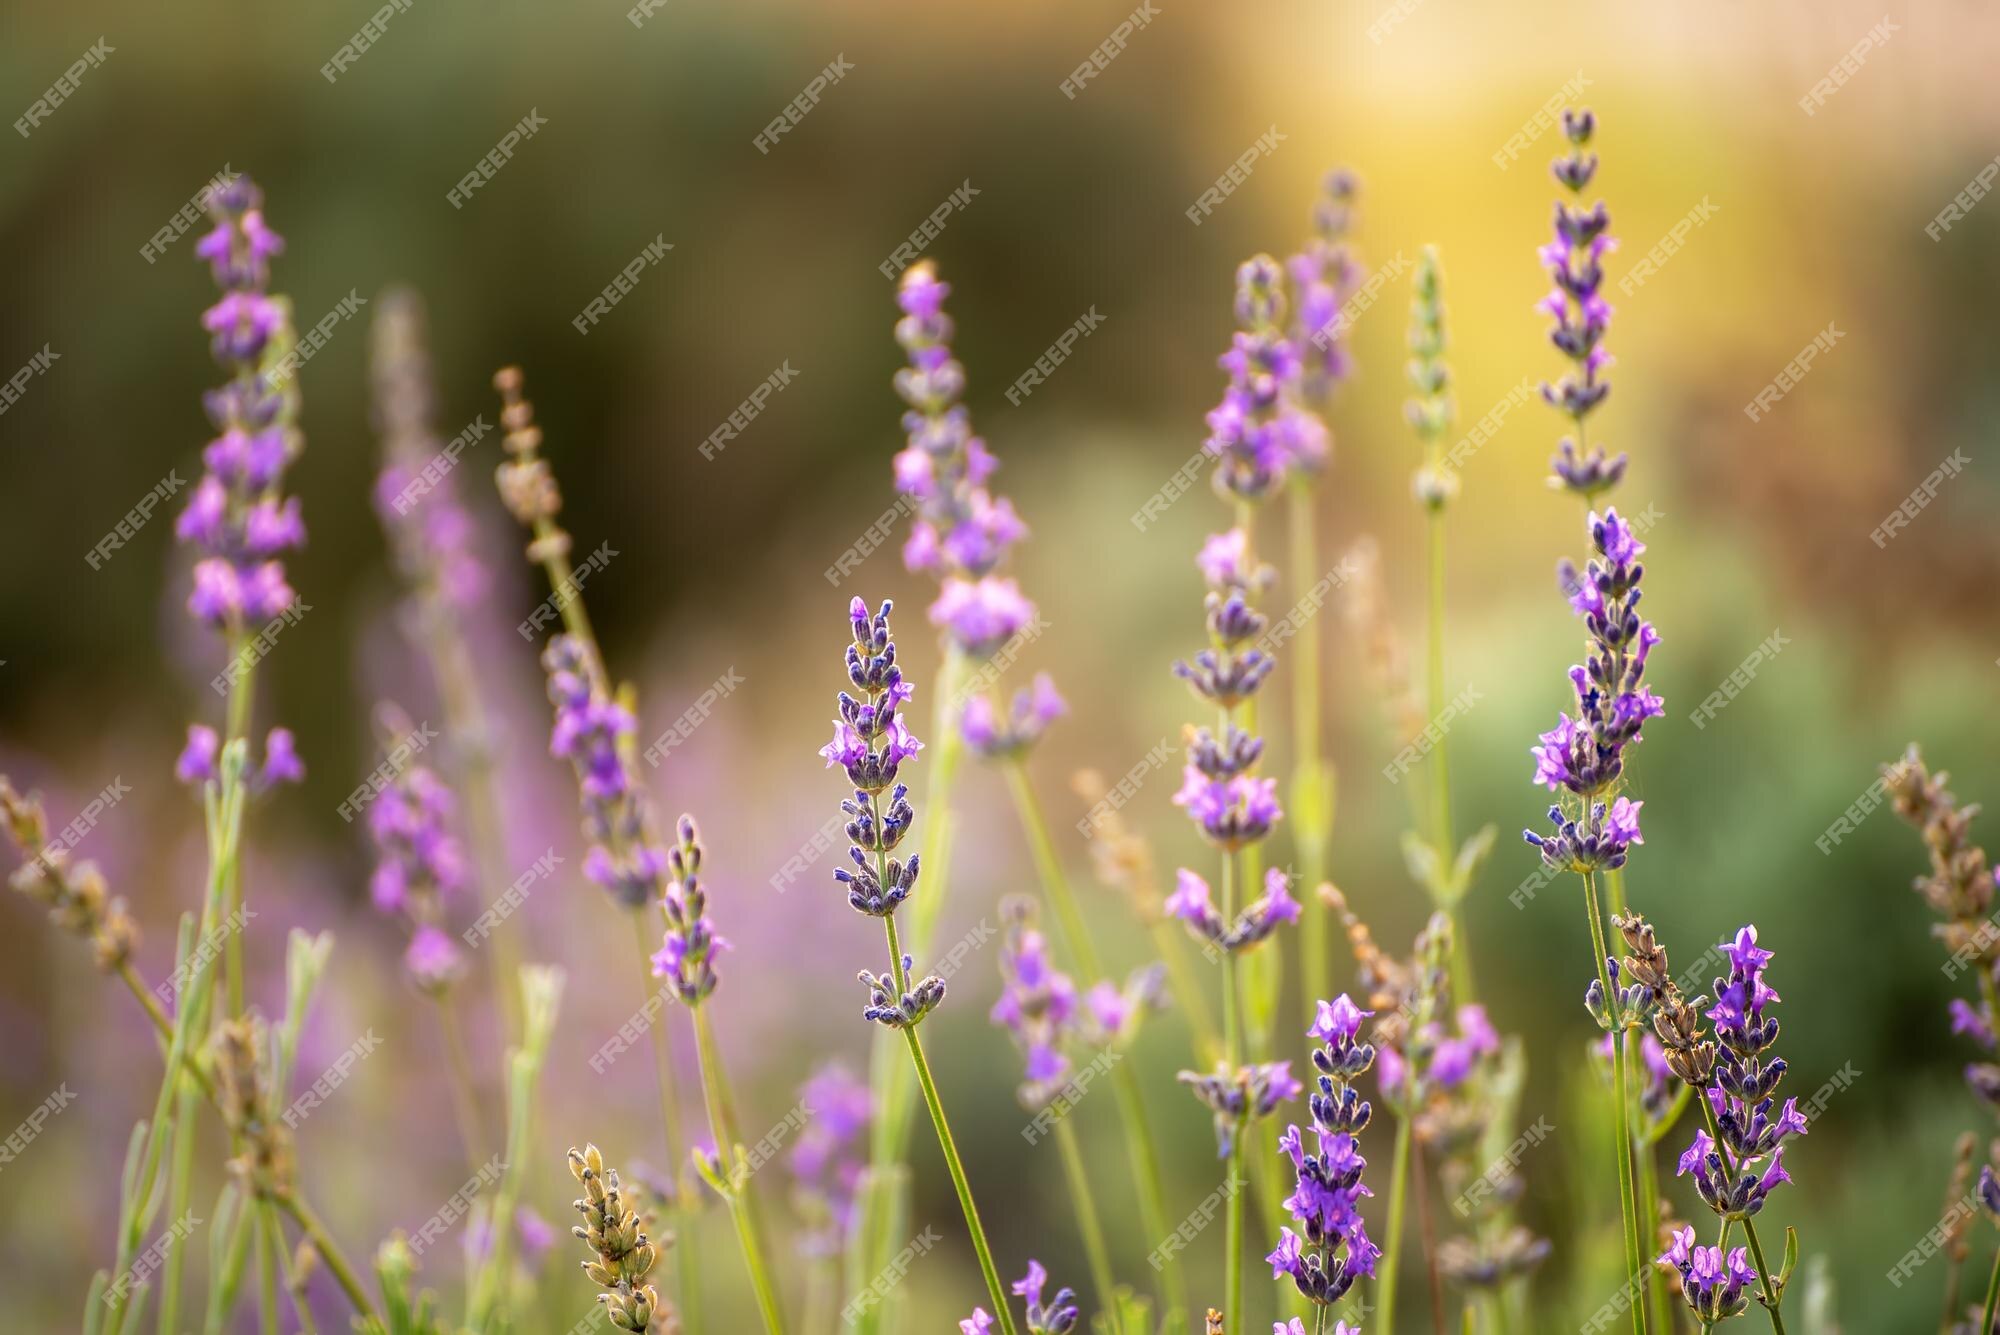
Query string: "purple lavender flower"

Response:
xmin=990 ymin=899 xmax=1080 ymax=1097
xmin=1657 ymin=1224 xmax=1755 ymax=1325
xmin=542 ymin=635 xmax=667 ymax=909
xmin=649 ymin=814 xmax=730 ymax=1006
xmin=176 ymin=725 xmax=220 ymax=786
xmin=1540 ymin=109 xmax=1627 ymax=499
xmin=366 ymin=756 xmax=468 ymax=993
xmin=1196 ymin=527 xmax=1272 ymax=593
xmin=179 ymin=176 xmax=304 ymax=634
xmin=1174 ymin=591 xmax=1277 ymax=710
xmin=830 ymin=599 xmax=947 ymax=1028
xmin=791 ymin=1061 xmax=873 ymax=1256
xmin=1179 ymin=1059 xmax=1301 ymax=1160
xmin=1676 ymin=926 xmax=1805 ymax=1221
xmin=1275 ymin=1321 xmax=1359 ymax=1335
xmin=1268 ymin=993 xmax=1380 ymax=1312
xmin=373 ymin=291 xmax=487 ymax=609
xmin=1205 ymin=256 xmax=1325 ymax=498
xmin=1011 ymin=1259 xmax=1081 ymax=1335
xmin=1165 ymin=866 xmax=1299 ymax=954
xmin=961 ymin=673 xmax=1065 ymax=760
xmin=1523 ymin=505 xmax=1662 ymax=873
xmin=1287 ymin=169 xmax=1362 ymax=417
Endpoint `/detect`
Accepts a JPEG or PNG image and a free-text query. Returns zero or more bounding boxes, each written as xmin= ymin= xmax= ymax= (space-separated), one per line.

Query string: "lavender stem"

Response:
xmin=690 ymin=1004 xmax=790 ymax=1335
xmin=1051 ymin=1116 xmax=1121 ymax=1332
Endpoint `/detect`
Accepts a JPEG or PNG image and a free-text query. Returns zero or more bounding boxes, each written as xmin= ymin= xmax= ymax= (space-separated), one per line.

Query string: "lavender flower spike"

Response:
xmin=1540 ymin=107 xmax=1627 ymax=499
xmin=543 ymin=635 xmax=667 ymax=908
xmin=180 ymin=174 xmax=303 ymax=637
xmin=1268 ymin=994 xmax=1379 ymax=1314
xmin=959 ymin=1259 xmax=1079 ymax=1335
xmin=650 ymin=814 xmax=730 ymax=1006
xmin=1288 ymin=169 xmax=1362 ymax=418
xmin=1204 ymin=256 xmax=1325 ymax=499
xmin=365 ymin=740 xmax=469 ymax=994
xmin=1657 ymin=1225 xmax=1755 ymax=1326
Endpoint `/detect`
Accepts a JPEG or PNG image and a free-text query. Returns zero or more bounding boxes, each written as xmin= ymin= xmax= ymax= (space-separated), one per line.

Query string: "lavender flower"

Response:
xmin=373 ymin=289 xmax=486 ymax=608
xmin=1165 ymin=866 xmax=1299 ymax=953
xmin=543 ymin=635 xmax=666 ymax=908
xmin=961 ymin=674 xmax=1066 ymax=760
xmin=365 ymin=749 xmax=468 ymax=994
xmin=1405 ymin=247 xmax=1459 ymax=510
xmin=1522 ymin=506 xmax=1661 ymax=872
xmin=568 ymin=1144 xmax=670 ymax=1333
xmin=1287 ymin=170 xmax=1362 ymax=416
xmin=1658 ymin=1226 xmax=1755 ymax=1325
xmin=649 ymin=815 xmax=729 ymax=1006
xmin=1267 ymin=994 xmax=1379 ymax=1312
xmin=1540 ymin=108 xmax=1627 ymax=499
xmin=990 ymin=899 xmax=1081 ymax=1094
xmin=1676 ymin=927 xmax=1805 ymax=1222
xmin=1204 ymin=256 xmax=1325 ymax=498
xmin=790 ymin=1062 xmax=873 ymax=1256
xmin=828 ymin=598 xmax=946 ymax=1028
xmin=178 ymin=175 xmax=304 ymax=633
xmin=961 ymin=1259 xmax=1079 ymax=1335
xmin=1179 ymin=1060 xmax=1302 ymax=1160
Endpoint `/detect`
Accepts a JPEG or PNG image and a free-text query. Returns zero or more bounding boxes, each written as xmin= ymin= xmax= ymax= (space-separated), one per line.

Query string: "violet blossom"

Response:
xmin=649 ymin=814 xmax=729 ymax=1006
xmin=1268 ymin=994 xmax=1379 ymax=1312
xmin=1539 ymin=108 xmax=1627 ymax=498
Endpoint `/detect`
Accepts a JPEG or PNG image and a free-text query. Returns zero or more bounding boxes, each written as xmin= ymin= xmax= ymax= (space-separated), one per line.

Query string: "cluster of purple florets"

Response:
xmin=960 ymin=1260 xmax=1078 ymax=1335
xmin=649 ymin=814 xmax=728 ymax=1006
xmin=543 ymin=635 xmax=665 ymax=909
xmin=1268 ymin=996 xmax=1380 ymax=1314
xmin=366 ymin=761 xmax=467 ymax=992
xmin=1204 ymin=256 xmax=1328 ymax=499
xmin=1539 ymin=109 xmax=1627 ymax=499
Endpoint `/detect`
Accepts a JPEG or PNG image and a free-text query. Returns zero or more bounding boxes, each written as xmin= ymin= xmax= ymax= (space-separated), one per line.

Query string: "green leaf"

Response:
xmin=1400 ymin=831 xmax=1446 ymax=898
xmin=1449 ymin=824 xmax=1499 ymax=900
xmin=1778 ymin=1225 xmax=1799 ymax=1290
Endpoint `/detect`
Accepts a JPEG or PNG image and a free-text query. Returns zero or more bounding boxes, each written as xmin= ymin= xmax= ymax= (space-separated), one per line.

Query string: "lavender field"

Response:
xmin=3 ymin=3 xmax=1998 ymax=1333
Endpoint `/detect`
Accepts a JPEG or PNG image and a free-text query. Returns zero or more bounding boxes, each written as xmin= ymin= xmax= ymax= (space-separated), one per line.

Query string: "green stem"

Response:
xmin=1582 ymin=870 xmax=1647 ymax=1335
xmin=883 ymin=913 xmax=1018 ymax=1335
xmin=1053 ymin=1117 xmax=1122 ymax=1334
xmin=1287 ymin=483 xmax=1333 ymax=1023
xmin=1377 ymin=1113 xmax=1413 ymax=1335
xmin=1979 ymin=1245 xmax=2000 ymax=1335
xmin=256 ymin=1206 xmax=280 ymax=1335
xmin=1637 ymin=1130 xmax=1667 ymax=1335
xmin=1424 ymin=506 xmax=1478 ymax=1006
xmin=628 ymin=914 xmax=701 ymax=1333
xmin=691 ymin=1004 xmax=790 ymax=1335
xmin=273 ymin=1192 xmax=377 ymax=1322
xmin=433 ymin=993 xmax=488 ymax=1173
xmin=1221 ymin=848 xmax=1244 ymax=1335
xmin=158 ymin=1080 xmax=198 ymax=1335
xmin=1001 ymin=761 xmax=1183 ymax=1324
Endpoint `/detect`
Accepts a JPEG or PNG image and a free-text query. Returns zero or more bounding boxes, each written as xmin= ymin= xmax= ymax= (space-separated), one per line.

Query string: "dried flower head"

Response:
xmin=568 ymin=1143 xmax=672 ymax=1333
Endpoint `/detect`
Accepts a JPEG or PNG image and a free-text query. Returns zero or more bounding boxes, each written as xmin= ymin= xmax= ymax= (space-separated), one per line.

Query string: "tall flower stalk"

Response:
xmin=490 ymin=368 xmax=702 ymax=1331
xmin=653 ymin=815 xmax=790 ymax=1335
xmin=825 ymin=597 xmax=1018 ymax=1335
xmin=1524 ymin=105 xmax=1661 ymax=1335
xmin=1283 ymin=170 xmax=1361 ymax=1031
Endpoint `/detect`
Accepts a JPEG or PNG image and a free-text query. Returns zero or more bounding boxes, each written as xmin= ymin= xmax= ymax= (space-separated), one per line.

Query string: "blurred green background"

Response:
xmin=3 ymin=0 xmax=1999 ymax=1330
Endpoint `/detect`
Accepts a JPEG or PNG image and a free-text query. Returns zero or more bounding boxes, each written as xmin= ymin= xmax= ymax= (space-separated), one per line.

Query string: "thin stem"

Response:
xmin=1424 ymin=506 xmax=1478 ymax=1006
xmin=628 ymin=914 xmax=701 ymax=1333
xmin=1376 ymin=1113 xmax=1413 ymax=1335
xmin=691 ymin=1004 xmax=789 ymax=1335
xmin=256 ymin=1206 xmax=280 ymax=1335
xmin=1582 ymin=870 xmax=1648 ymax=1335
xmin=273 ymin=1192 xmax=377 ymax=1323
xmin=1002 ymin=761 xmax=1183 ymax=1325
xmin=1221 ymin=848 xmax=1244 ymax=1335
xmin=1637 ymin=1130 xmax=1668 ymax=1335
xmin=1287 ymin=483 xmax=1333 ymax=1025
xmin=433 ymin=993 xmax=488 ymax=1173
xmin=263 ymin=1201 xmax=320 ymax=1335
xmin=1052 ymin=1117 xmax=1122 ymax=1334
xmin=157 ymin=1080 xmax=198 ymax=1335
xmin=222 ymin=636 xmax=254 ymax=1023
xmin=1980 ymin=1245 xmax=2000 ymax=1335
xmin=1412 ymin=1140 xmax=1446 ymax=1335
xmin=883 ymin=913 xmax=1018 ymax=1335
